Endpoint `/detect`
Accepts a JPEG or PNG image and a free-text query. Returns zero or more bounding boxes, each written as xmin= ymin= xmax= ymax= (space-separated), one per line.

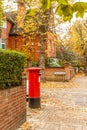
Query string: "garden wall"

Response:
xmin=45 ymin=66 xmax=75 ymax=81
xmin=0 ymin=79 xmax=26 ymax=130
xmin=24 ymin=66 xmax=75 ymax=82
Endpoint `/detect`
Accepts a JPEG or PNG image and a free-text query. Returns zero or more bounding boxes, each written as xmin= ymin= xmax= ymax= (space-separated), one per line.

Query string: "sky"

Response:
xmin=3 ymin=0 xmax=87 ymax=39
xmin=3 ymin=0 xmax=87 ymax=7
xmin=3 ymin=0 xmax=17 ymax=11
xmin=3 ymin=0 xmax=87 ymax=26
xmin=3 ymin=0 xmax=87 ymax=11
xmin=3 ymin=0 xmax=87 ymax=21
xmin=75 ymin=0 xmax=87 ymax=1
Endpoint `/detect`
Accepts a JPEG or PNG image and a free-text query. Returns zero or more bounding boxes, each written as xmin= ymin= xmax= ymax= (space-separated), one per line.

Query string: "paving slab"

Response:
xmin=16 ymin=74 xmax=87 ymax=130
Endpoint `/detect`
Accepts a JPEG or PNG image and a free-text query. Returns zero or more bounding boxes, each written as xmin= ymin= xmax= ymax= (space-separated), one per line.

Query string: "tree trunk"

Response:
xmin=39 ymin=9 xmax=52 ymax=82
xmin=39 ymin=33 xmax=46 ymax=82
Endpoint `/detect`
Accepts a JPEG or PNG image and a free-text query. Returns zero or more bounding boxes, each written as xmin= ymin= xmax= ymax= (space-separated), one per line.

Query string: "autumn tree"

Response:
xmin=68 ymin=20 xmax=87 ymax=55
xmin=1 ymin=0 xmax=87 ymax=79
xmin=62 ymin=19 xmax=87 ymax=68
xmin=16 ymin=0 xmax=56 ymax=82
xmin=23 ymin=1 xmax=87 ymax=64
xmin=14 ymin=0 xmax=87 ymax=81
xmin=37 ymin=0 xmax=87 ymax=21
xmin=0 ymin=0 xmax=4 ymax=35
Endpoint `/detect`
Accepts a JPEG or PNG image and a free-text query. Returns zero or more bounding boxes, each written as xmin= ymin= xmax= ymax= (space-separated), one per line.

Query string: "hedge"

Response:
xmin=0 ymin=50 xmax=25 ymax=89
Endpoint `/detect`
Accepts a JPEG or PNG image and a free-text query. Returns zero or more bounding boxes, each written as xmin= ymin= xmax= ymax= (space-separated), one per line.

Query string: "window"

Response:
xmin=50 ymin=40 xmax=52 ymax=51
xmin=0 ymin=39 xmax=6 ymax=50
xmin=2 ymin=21 xmax=7 ymax=28
xmin=0 ymin=21 xmax=7 ymax=28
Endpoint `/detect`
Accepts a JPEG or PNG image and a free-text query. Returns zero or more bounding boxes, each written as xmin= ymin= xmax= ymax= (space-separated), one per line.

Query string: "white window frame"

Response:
xmin=0 ymin=21 xmax=7 ymax=28
xmin=2 ymin=21 xmax=7 ymax=28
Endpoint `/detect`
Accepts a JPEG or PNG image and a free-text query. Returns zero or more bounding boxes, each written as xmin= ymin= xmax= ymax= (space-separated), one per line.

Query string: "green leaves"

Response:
xmin=40 ymin=0 xmax=51 ymax=11
xmin=27 ymin=9 xmax=36 ymax=16
xmin=39 ymin=0 xmax=87 ymax=21
xmin=40 ymin=0 xmax=68 ymax=11
xmin=73 ymin=2 xmax=87 ymax=18
xmin=56 ymin=1 xmax=87 ymax=21
xmin=0 ymin=0 xmax=4 ymax=27
xmin=0 ymin=50 xmax=25 ymax=89
xmin=56 ymin=4 xmax=73 ymax=21
xmin=73 ymin=2 xmax=87 ymax=12
xmin=76 ymin=12 xmax=84 ymax=18
xmin=57 ymin=0 xmax=68 ymax=5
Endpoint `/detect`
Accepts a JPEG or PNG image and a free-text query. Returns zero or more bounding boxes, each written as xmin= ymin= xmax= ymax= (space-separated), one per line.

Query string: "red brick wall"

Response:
xmin=46 ymin=33 xmax=56 ymax=58
xmin=1 ymin=28 xmax=7 ymax=39
xmin=7 ymin=35 xmax=41 ymax=62
xmin=69 ymin=66 xmax=76 ymax=79
xmin=6 ymin=32 xmax=57 ymax=61
xmin=1 ymin=21 xmax=12 ymax=39
xmin=7 ymin=35 xmax=24 ymax=50
xmin=7 ymin=21 xmax=13 ymax=37
xmin=45 ymin=67 xmax=75 ymax=81
xmin=0 ymin=80 xmax=26 ymax=130
xmin=23 ymin=67 xmax=75 ymax=82
xmin=45 ymin=67 xmax=66 ymax=81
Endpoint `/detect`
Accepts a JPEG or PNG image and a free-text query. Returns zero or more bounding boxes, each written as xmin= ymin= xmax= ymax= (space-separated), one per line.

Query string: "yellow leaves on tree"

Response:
xmin=21 ymin=42 xmax=33 ymax=66
xmin=67 ymin=20 xmax=87 ymax=56
xmin=0 ymin=0 xmax=4 ymax=27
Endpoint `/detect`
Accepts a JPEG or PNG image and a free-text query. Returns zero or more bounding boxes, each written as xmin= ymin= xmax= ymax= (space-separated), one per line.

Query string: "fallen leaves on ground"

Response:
xmin=41 ymin=72 xmax=86 ymax=89
xmin=41 ymin=80 xmax=78 ymax=89
xmin=20 ymin=122 xmax=32 ymax=130
xmin=75 ymin=72 xmax=85 ymax=77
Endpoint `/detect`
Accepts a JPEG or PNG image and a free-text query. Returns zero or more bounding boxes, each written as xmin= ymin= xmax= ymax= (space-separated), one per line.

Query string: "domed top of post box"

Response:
xmin=28 ymin=67 xmax=41 ymax=71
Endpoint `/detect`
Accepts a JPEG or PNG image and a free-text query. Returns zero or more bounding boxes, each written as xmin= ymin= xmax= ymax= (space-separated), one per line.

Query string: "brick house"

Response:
xmin=0 ymin=1 xmax=57 ymax=62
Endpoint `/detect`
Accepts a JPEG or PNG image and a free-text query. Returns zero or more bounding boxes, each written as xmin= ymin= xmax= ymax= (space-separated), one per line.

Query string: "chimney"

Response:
xmin=16 ymin=0 xmax=26 ymax=27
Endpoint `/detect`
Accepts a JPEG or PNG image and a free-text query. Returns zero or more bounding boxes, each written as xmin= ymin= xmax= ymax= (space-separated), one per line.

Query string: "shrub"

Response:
xmin=29 ymin=60 xmax=39 ymax=67
xmin=0 ymin=50 xmax=25 ymax=89
xmin=58 ymin=59 xmax=66 ymax=67
xmin=45 ymin=57 xmax=51 ymax=67
xmin=45 ymin=57 xmax=64 ymax=68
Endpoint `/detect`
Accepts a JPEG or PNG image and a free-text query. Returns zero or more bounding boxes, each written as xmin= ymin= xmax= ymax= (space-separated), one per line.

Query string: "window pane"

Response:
xmin=0 ymin=39 xmax=1 ymax=43
xmin=2 ymin=43 xmax=5 ymax=49
xmin=2 ymin=39 xmax=5 ymax=43
xmin=3 ymin=21 xmax=7 ymax=28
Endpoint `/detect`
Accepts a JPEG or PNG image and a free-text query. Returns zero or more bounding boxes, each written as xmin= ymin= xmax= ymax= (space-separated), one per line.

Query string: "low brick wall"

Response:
xmin=0 ymin=80 xmax=26 ymax=130
xmin=24 ymin=66 xmax=75 ymax=82
xmin=69 ymin=66 xmax=76 ymax=79
xmin=45 ymin=66 xmax=75 ymax=81
xmin=45 ymin=67 xmax=65 ymax=81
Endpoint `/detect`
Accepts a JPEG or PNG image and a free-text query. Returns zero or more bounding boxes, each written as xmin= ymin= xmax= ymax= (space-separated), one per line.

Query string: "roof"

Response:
xmin=5 ymin=11 xmax=17 ymax=24
xmin=4 ymin=11 xmax=24 ymax=36
xmin=4 ymin=9 xmax=53 ymax=36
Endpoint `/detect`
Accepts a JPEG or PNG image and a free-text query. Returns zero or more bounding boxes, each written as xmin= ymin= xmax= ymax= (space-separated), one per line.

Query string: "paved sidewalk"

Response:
xmin=16 ymin=74 xmax=87 ymax=130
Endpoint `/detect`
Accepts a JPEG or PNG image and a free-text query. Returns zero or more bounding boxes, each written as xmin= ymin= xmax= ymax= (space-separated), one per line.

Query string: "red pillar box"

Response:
xmin=28 ymin=67 xmax=41 ymax=108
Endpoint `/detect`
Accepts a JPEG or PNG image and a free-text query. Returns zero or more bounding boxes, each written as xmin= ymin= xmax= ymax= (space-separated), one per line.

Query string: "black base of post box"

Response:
xmin=29 ymin=98 xmax=41 ymax=108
